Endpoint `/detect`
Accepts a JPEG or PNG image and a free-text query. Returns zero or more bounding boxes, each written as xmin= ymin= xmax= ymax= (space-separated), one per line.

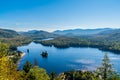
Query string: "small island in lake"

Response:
xmin=41 ymin=51 xmax=48 ymax=58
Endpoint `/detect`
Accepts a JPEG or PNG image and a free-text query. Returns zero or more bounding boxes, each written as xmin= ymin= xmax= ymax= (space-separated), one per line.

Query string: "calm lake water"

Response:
xmin=17 ymin=42 xmax=120 ymax=74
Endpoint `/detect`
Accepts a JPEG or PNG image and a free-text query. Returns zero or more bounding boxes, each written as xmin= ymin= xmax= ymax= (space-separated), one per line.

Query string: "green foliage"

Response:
xmin=0 ymin=42 xmax=24 ymax=63
xmin=0 ymin=36 xmax=32 ymax=50
xmin=95 ymin=53 xmax=117 ymax=80
xmin=58 ymin=53 xmax=120 ymax=80
xmin=26 ymin=66 xmax=50 ymax=80
xmin=35 ymin=37 xmax=120 ymax=53
xmin=0 ymin=43 xmax=21 ymax=80
xmin=61 ymin=71 xmax=99 ymax=80
xmin=41 ymin=51 xmax=48 ymax=58
xmin=23 ymin=61 xmax=32 ymax=73
xmin=50 ymin=72 xmax=56 ymax=80
xmin=107 ymin=75 xmax=120 ymax=80
xmin=0 ymin=43 xmax=9 ymax=58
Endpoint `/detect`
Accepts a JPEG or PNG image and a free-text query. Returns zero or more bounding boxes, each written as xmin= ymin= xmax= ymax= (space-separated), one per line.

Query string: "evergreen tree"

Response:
xmin=95 ymin=53 xmax=116 ymax=80
xmin=23 ymin=61 xmax=32 ymax=73
xmin=50 ymin=72 xmax=56 ymax=80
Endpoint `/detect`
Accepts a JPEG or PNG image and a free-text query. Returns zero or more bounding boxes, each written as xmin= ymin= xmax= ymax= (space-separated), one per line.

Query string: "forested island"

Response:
xmin=41 ymin=51 xmax=48 ymax=58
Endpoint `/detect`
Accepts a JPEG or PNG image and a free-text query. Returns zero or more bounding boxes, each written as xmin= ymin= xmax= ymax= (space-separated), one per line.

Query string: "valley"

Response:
xmin=0 ymin=28 xmax=120 ymax=80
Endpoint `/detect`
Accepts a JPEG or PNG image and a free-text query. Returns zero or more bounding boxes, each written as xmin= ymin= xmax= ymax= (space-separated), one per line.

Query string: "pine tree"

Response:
xmin=50 ymin=72 xmax=56 ymax=80
xmin=23 ymin=61 xmax=32 ymax=73
xmin=95 ymin=53 xmax=116 ymax=80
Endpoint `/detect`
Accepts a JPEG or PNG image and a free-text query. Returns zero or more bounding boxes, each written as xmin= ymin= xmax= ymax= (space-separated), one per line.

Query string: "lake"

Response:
xmin=17 ymin=42 xmax=120 ymax=74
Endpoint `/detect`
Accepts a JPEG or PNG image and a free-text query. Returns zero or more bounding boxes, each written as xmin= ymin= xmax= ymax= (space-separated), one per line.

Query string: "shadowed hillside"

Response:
xmin=0 ymin=28 xmax=19 ymax=38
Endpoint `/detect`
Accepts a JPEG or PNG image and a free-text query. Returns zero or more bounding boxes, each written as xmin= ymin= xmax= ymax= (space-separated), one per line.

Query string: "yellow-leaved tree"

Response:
xmin=0 ymin=43 xmax=21 ymax=80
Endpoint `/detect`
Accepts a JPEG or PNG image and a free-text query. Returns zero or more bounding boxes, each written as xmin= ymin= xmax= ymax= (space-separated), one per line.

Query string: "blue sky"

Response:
xmin=0 ymin=0 xmax=120 ymax=32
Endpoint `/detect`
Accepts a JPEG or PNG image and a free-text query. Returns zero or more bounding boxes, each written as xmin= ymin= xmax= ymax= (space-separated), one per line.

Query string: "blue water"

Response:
xmin=41 ymin=38 xmax=54 ymax=41
xmin=17 ymin=42 xmax=120 ymax=74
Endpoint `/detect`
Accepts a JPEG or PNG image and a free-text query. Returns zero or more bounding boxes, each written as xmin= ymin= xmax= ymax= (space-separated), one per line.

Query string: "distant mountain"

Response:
xmin=20 ymin=30 xmax=58 ymax=40
xmin=98 ymin=29 xmax=120 ymax=35
xmin=53 ymin=28 xmax=112 ymax=36
xmin=95 ymin=29 xmax=120 ymax=40
xmin=0 ymin=28 xmax=19 ymax=38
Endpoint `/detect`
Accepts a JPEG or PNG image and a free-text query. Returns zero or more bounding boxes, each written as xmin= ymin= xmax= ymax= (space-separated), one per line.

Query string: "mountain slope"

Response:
xmin=94 ymin=29 xmax=120 ymax=40
xmin=20 ymin=30 xmax=58 ymax=40
xmin=0 ymin=28 xmax=19 ymax=38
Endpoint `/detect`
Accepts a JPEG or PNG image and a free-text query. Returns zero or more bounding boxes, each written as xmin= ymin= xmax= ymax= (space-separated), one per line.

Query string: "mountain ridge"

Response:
xmin=0 ymin=28 xmax=19 ymax=38
xmin=53 ymin=28 xmax=113 ymax=36
xmin=20 ymin=30 xmax=58 ymax=40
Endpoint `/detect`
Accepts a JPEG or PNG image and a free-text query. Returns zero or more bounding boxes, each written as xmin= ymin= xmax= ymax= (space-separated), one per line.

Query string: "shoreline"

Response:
xmin=37 ymin=42 xmax=120 ymax=54
xmin=21 ymin=52 xmax=25 ymax=58
xmin=17 ymin=52 xmax=26 ymax=66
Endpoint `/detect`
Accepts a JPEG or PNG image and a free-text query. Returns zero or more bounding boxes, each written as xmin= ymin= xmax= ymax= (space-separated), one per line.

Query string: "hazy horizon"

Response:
xmin=0 ymin=0 xmax=120 ymax=32
xmin=0 ymin=27 xmax=120 ymax=32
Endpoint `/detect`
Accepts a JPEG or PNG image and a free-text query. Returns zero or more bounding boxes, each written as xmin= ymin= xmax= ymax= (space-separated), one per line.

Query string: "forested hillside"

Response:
xmin=0 ymin=28 xmax=19 ymax=38
xmin=0 ymin=29 xmax=32 ymax=51
xmin=36 ymin=36 xmax=120 ymax=53
xmin=93 ymin=29 xmax=120 ymax=41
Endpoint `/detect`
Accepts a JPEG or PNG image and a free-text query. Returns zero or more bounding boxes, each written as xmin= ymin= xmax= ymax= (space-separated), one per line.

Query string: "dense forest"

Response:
xmin=35 ymin=37 xmax=120 ymax=53
xmin=0 ymin=29 xmax=32 ymax=50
